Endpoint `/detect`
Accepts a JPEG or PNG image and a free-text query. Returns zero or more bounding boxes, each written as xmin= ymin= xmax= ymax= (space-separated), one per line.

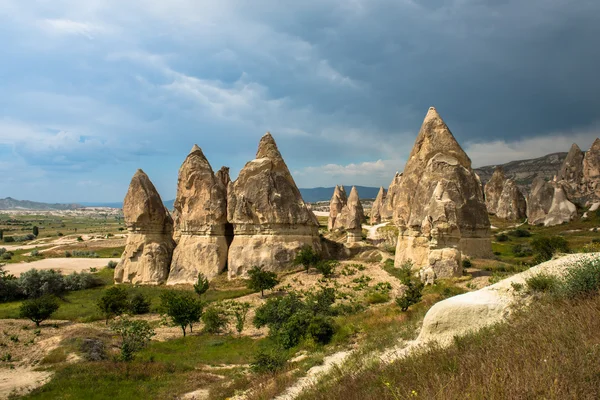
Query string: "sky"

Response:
xmin=0 ymin=0 xmax=599 ymax=203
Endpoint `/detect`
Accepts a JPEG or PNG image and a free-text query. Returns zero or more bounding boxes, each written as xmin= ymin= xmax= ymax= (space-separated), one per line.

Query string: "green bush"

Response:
xmin=97 ymin=286 xmax=129 ymax=324
xmin=63 ymin=271 xmax=103 ymax=291
xmin=0 ymin=266 xmax=23 ymax=302
xmin=525 ymin=274 xmax=559 ymax=293
xmin=110 ymin=318 xmax=155 ymax=361
xmin=367 ymin=291 xmax=390 ymax=304
xmin=315 ymin=260 xmax=338 ymax=278
xmin=107 ymin=260 xmax=118 ymax=269
xmin=462 ymin=258 xmax=472 ymax=269
xmin=509 ymin=228 xmax=531 ymax=238
xmin=511 ymin=244 xmax=534 ymax=258
xmin=495 ymin=233 xmax=509 ymax=242
xmin=293 ymin=245 xmax=321 ymax=273
xmin=396 ymin=279 xmax=424 ymax=311
xmin=193 ymin=273 xmax=209 ymax=297
xmin=247 ymin=266 xmax=279 ymax=297
xmin=561 ymin=258 xmax=600 ymax=299
xmin=160 ymin=290 xmax=203 ymax=336
xmin=531 ymin=236 xmax=569 ymax=262
xmin=251 ymin=346 xmax=288 ymax=373
xmin=19 ymin=269 xmax=66 ymax=298
xmin=306 ymin=315 xmax=336 ymax=344
xmin=228 ymin=301 xmax=251 ymax=334
xmin=19 ymin=296 xmax=60 ymax=326
xmin=202 ymin=304 xmax=229 ymax=334
xmin=3 ymin=237 xmax=15 ymax=243
xmin=129 ymin=293 xmax=151 ymax=315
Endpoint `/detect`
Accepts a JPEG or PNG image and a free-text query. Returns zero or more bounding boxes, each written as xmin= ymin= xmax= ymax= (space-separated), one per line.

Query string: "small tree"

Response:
xmin=32 ymin=226 xmax=39 ymax=237
xmin=0 ymin=230 xmax=3 ymax=240
xmin=396 ymin=279 xmax=424 ymax=312
xmin=129 ymin=293 xmax=151 ymax=314
xmin=110 ymin=318 xmax=155 ymax=361
xmin=193 ymin=273 xmax=209 ymax=297
xmin=160 ymin=291 xmax=203 ymax=337
xmin=97 ymin=286 xmax=129 ymax=324
xmin=229 ymin=301 xmax=251 ymax=335
xmin=19 ymin=296 xmax=60 ymax=326
xmin=315 ymin=260 xmax=338 ymax=278
xmin=202 ymin=303 xmax=229 ymax=334
xmin=247 ymin=266 xmax=279 ymax=298
xmin=293 ymin=245 xmax=320 ymax=273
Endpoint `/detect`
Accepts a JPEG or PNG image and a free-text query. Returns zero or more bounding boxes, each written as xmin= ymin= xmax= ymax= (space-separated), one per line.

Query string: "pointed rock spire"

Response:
xmin=115 ymin=170 xmax=174 ymax=285
xmin=380 ymin=172 xmax=402 ymax=221
xmin=328 ymin=185 xmax=348 ymax=231
xmin=557 ymin=143 xmax=584 ymax=182
xmin=583 ymin=138 xmax=600 ymax=183
xmin=216 ymin=166 xmax=231 ymax=189
xmin=334 ymin=186 xmax=365 ymax=242
xmin=484 ymin=167 xmax=507 ymax=215
xmin=370 ymin=186 xmax=386 ymax=225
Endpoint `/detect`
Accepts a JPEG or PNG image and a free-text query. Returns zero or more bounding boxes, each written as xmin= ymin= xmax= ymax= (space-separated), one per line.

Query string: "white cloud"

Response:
xmin=294 ymin=158 xmax=404 ymax=187
xmin=41 ymin=19 xmax=105 ymax=39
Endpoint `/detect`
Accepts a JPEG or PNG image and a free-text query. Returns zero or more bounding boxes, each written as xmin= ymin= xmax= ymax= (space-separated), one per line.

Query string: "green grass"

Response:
xmin=0 ymin=268 xmax=254 ymax=322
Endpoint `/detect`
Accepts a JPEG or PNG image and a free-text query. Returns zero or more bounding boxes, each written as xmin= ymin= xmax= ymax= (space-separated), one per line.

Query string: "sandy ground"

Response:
xmin=362 ymin=222 xmax=390 ymax=240
xmin=4 ymin=258 xmax=120 ymax=277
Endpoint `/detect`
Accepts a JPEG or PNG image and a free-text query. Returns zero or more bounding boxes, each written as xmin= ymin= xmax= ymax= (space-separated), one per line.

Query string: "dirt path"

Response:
xmin=362 ymin=222 xmax=390 ymax=240
xmin=4 ymin=258 xmax=120 ymax=276
xmin=0 ymin=368 xmax=53 ymax=400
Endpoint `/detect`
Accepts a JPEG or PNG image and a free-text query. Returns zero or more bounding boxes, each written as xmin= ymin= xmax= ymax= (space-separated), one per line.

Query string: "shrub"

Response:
xmin=3 ymin=237 xmax=15 ymax=243
xmin=247 ymin=266 xmax=279 ymax=297
xmin=32 ymin=226 xmax=39 ymax=237
xmin=305 ymin=287 xmax=336 ymax=316
xmin=228 ymin=301 xmax=251 ymax=335
xmin=160 ymin=290 xmax=203 ymax=337
xmin=107 ymin=260 xmax=118 ymax=269
xmin=462 ymin=258 xmax=472 ymax=269
xmin=509 ymin=228 xmax=531 ymax=238
xmin=561 ymin=258 xmax=600 ymax=299
xmin=525 ymin=274 xmax=559 ymax=293
xmin=293 ymin=245 xmax=321 ymax=273
xmin=202 ymin=304 xmax=229 ymax=334
xmin=396 ymin=279 xmax=424 ymax=311
xmin=531 ymin=236 xmax=569 ymax=262
xmin=251 ymin=346 xmax=288 ymax=373
xmin=63 ymin=271 xmax=103 ymax=291
xmin=495 ymin=233 xmax=509 ymax=242
xmin=80 ymin=338 xmax=106 ymax=361
xmin=193 ymin=273 xmax=209 ymax=297
xmin=367 ymin=291 xmax=390 ymax=304
xmin=315 ymin=260 xmax=338 ymax=277
xmin=511 ymin=244 xmax=534 ymax=258
xmin=19 ymin=269 xmax=66 ymax=298
xmin=129 ymin=293 xmax=151 ymax=315
xmin=0 ymin=266 xmax=23 ymax=302
xmin=19 ymin=296 xmax=60 ymax=326
xmin=1 ymin=252 xmax=12 ymax=260
xmin=306 ymin=315 xmax=336 ymax=344
xmin=110 ymin=318 xmax=155 ymax=361
xmin=64 ymin=251 xmax=72 ymax=258
xmin=30 ymin=249 xmax=40 ymax=257
xmin=97 ymin=287 xmax=129 ymax=324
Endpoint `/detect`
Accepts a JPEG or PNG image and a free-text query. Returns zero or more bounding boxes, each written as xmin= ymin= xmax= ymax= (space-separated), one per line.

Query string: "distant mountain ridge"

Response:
xmin=474 ymin=152 xmax=568 ymax=191
xmin=0 ymin=197 xmax=81 ymax=210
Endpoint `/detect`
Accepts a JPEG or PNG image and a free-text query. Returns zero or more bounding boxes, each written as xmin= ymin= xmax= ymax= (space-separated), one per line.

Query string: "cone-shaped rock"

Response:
xmin=393 ymin=107 xmax=491 ymax=279
xmin=370 ymin=187 xmax=386 ymax=225
xmin=527 ymin=177 xmax=554 ymax=225
xmin=558 ymin=143 xmax=584 ymax=182
xmin=380 ymin=172 xmax=402 ymax=221
xmin=216 ymin=166 xmax=231 ymax=189
xmin=328 ymin=185 xmax=347 ymax=231
xmin=167 ymin=145 xmax=228 ymax=284
xmin=227 ymin=132 xmax=320 ymax=277
xmin=334 ymin=186 xmax=365 ymax=242
xmin=114 ymin=170 xmax=175 ymax=285
xmin=484 ymin=167 xmax=505 ymax=215
xmin=544 ymin=184 xmax=577 ymax=226
xmin=496 ymin=179 xmax=527 ymax=221
xmin=484 ymin=167 xmax=526 ymax=221
xmin=582 ymin=138 xmax=600 ymax=200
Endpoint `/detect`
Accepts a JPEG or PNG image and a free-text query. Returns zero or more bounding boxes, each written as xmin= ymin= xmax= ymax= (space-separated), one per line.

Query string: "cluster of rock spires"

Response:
xmin=327 ymin=185 xmax=365 ymax=242
xmin=115 ymin=133 xmax=320 ymax=285
xmin=484 ymin=167 xmax=527 ymax=221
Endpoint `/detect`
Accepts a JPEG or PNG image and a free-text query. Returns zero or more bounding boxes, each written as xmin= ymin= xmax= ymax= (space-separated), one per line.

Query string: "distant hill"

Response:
xmin=0 ymin=197 xmax=81 ymax=210
xmin=299 ymin=186 xmax=380 ymax=203
xmin=474 ymin=152 xmax=567 ymax=191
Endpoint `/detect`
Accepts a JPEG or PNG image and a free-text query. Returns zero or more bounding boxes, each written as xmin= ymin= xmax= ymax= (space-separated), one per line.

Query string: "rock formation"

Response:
xmin=369 ymin=187 xmax=386 ymax=225
xmin=582 ymin=138 xmax=600 ymax=201
xmin=557 ymin=143 xmax=584 ymax=183
xmin=496 ymin=179 xmax=527 ymax=221
xmin=393 ymin=107 xmax=492 ymax=279
xmin=167 ymin=145 xmax=229 ymax=285
xmin=227 ymin=132 xmax=320 ymax=277
xmin=327 ymin=185 xmax=347 ymax=231
xmin=544 ymin=184 xmax=577 ymax=226
xmin=216 ymin=166 xmax=231 ymax=189
xmin=484 ymin=167 xmax=505 ymax=215
xmin=380 ymin=172 xmax=402 ymax=221
xmin=114 ymin=170 xmax=175 ymax=285
xmin=334 ymin=186 xmax=365 ymax=242
xmin=527 ymin=177 xmax=555 ymax=225
xmin=484 ymin=167 xmax=526 ymax=221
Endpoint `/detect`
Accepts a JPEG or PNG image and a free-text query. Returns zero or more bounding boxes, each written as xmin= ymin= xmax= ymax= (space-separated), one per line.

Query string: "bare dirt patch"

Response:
xmin=4 ymin=258 xmax=120 ymax=277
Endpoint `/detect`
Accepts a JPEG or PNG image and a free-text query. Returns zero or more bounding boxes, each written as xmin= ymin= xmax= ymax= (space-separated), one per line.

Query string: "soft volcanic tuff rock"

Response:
xmin=526 ymin=177 xmax=555 ymax=225
xmin=115 ymin=170 xmax=175 ymax=285
xmin=544 ymin=184 xmax=577 ymax=226
xmin=582 ymin=138 xmax=600 ymax=201
xmin=334 ymin=186 xmax=365 ymax=242
xmin=393 ymin=107 xmax=492 ymax=279
xmin=557 ymin=143 xmax=584 ymax=183
xmin=380 ymin=172 xmax=402 ymax=221
xmin=484 ymin=167 xmax=526 ymax=221
xmin=227 ymin=132 xmax=320 ymax=277
xmin=370 ymin=187 xmax=386 ymax=225
xmin=328 ymin=185 xmax=348 ymax=231
xmin=216 ymin=166 xmax=231 ymax=189
xmin=167 ymin=145 xmax=229 ymax=285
